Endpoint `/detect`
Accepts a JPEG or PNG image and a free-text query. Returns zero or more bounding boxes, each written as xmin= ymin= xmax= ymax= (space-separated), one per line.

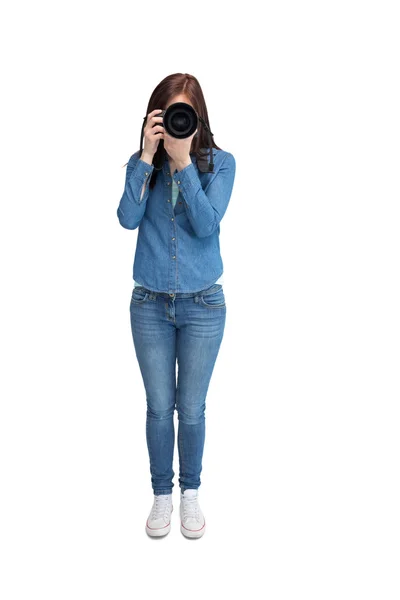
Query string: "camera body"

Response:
xmin=155 ymin=102 xmax=198 ymax=139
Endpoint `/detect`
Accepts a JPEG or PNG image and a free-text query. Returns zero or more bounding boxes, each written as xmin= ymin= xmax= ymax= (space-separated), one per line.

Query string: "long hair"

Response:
xmin=123 ymin=73 xmax=222 ymax=189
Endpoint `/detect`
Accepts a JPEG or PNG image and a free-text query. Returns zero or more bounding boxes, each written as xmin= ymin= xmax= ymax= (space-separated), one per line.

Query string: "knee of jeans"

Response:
xmin=177 ymin=404 xmax=205 ymax=425
xmin=146 ymin=402 xmax=175 ymax=420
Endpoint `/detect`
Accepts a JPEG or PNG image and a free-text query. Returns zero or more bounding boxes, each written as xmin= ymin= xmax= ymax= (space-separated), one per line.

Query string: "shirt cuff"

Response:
xmin=129 ymin=158 xmax=154 ymax=203
xmin=131 ymin=157 xmax=154 ymax=182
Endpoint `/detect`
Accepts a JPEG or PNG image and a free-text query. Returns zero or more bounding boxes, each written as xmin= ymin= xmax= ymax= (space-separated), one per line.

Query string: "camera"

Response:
xmin=155 ymin=102 xmax=198 ymax=139
xmin=139 ymin=101 xmax=215 ymax=172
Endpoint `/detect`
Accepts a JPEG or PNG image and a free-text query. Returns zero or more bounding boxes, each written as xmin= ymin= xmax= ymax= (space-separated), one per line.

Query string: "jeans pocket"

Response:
xmin=199 ymin=287 xmax=226 ymax=308
xmin=131 ymin=287 xmax=149 ymax=304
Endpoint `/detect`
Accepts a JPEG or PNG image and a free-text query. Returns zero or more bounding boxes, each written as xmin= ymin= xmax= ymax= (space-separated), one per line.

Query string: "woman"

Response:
xmin=117 ymin=73 xmax=236 ymax=538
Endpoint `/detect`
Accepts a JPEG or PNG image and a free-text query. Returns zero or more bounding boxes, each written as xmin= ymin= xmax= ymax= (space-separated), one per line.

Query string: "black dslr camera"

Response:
xmin=139 ymin=102 xmax=215 ymax=172
xmin=155 ymin=102 xmax=199 ymax=139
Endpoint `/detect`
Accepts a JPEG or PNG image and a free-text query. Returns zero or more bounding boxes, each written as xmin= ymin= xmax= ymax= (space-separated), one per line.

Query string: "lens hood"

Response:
xmin=155 ymin=102 xmax=198 ymax=139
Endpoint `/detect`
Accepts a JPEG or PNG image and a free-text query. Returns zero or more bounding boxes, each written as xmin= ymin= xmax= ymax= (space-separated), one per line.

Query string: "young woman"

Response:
xmin=117 ymin=73 xmax=236 ymax=538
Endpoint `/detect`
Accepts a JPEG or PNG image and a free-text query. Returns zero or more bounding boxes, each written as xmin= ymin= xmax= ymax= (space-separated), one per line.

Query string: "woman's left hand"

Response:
xmin=164 ymin=129 xmax=197 ymax=169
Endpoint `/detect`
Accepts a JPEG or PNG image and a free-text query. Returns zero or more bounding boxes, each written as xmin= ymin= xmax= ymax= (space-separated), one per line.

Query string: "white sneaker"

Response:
xmin=180 ymin=489 xmax=206 ymax=538
xmin=145 ymin=493 xmax=173 ymax=537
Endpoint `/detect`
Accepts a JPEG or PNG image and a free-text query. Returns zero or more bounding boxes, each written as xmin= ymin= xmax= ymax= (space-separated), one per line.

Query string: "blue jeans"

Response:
xmin=129 ymin=283 xmax=226 ymax=495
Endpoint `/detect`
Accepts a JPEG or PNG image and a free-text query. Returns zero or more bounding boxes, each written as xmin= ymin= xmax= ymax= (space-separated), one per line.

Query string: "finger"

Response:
xmin=150 ymin=124 xmax=164 ymax=133
xmin=145 ymin=118 xmax=164 ymax=134
xmin=145 ymin=110 xmax=164 ymax=128
xmin=151 ymin=116 xmax=164 ymax=126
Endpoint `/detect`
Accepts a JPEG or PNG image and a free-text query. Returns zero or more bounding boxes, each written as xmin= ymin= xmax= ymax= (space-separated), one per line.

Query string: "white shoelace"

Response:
xmin=151 ymin=495 xmax=171 ymax=520
xmin=182 ymin=495 xmax=200 ymax=521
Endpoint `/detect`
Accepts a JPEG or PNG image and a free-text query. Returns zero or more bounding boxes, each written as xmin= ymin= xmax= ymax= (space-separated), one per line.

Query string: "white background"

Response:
xmin=1 ymin=1 xmax=399 ymax=598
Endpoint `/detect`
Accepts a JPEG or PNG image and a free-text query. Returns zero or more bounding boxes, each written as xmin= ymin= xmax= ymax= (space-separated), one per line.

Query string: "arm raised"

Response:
xmin=173 ymin=152 xmax=236 ymax=238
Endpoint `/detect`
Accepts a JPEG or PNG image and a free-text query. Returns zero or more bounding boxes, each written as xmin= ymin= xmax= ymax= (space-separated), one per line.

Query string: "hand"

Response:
xmin=163 ymin=128 xmax=197 ymax=169
xmin=141 ymin=109 xmax=165 ymax=160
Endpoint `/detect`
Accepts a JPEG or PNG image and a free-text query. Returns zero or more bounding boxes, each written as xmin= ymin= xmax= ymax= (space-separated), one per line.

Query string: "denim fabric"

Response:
xmin=129 ymin=282 xmax=226 ymax=494
xmin=117 ymin=147 xmax=236 ymax=293
xmin=132 ymin=176 xmax=223 ymax=288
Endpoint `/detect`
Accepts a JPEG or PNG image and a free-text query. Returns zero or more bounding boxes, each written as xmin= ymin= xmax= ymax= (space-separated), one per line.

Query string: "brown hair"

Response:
xmin=123 ymin=73 xmax=222 ymax=189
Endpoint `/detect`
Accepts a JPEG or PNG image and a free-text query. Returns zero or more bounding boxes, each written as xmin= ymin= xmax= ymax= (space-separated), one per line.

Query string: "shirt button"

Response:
xmin=171 ymin=217 xmax=174 ymax=221
xmin=172 ymin=256 xmax=176 ymax=259
xmin=172 ymin=237 xmax=175 ymax=240
xmin=167 ymin=182 xmax=170 ymax=185
xmin=145 ymin=172 xmax=149 ymax=176
xmin=177 ymin=180 xmax=180 ymax=184
xmin=167 ymin=199 xmax=171 ymax=202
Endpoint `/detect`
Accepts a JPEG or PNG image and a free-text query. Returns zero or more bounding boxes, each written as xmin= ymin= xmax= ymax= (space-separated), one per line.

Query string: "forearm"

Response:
xmin=172 ymin=152 xmax=236 ymax=238
xmin=117 ymin=153 xmax=154 ymax=229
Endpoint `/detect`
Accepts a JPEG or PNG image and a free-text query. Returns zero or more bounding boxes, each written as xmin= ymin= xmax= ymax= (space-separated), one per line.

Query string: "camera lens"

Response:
xmin=173 ymin=113 xmax=190 ymax=132
xmin=163 ymin=102 xmax=197 ymax=139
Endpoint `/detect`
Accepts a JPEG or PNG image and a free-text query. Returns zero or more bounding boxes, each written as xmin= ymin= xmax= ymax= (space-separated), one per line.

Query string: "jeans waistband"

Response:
xmin=138 ymin=283 xmax=223 ymax=299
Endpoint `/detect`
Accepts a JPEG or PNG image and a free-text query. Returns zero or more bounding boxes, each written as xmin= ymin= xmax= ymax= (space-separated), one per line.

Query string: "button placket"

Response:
xmin=166 ymin=168 xmax=174 ymax=213
xmin=165 ymin=165 xmax=178 ymax=290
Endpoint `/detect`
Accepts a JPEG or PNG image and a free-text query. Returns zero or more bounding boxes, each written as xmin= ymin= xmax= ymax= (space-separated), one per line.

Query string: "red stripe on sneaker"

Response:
xmin=146 ymin=519 xmax=170 ymax=530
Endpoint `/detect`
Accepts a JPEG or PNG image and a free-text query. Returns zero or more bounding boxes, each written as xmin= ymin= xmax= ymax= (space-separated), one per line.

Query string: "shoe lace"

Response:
xmin=182 ymin=496 xmax=200 ymax=520
xmin=152 ymin=495 xmax=170 ymax=520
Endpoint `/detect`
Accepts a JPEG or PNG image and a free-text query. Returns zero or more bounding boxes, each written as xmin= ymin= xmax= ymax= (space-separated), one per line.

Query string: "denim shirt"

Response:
xmin=117 ymin=147 xmax=236 ymax=293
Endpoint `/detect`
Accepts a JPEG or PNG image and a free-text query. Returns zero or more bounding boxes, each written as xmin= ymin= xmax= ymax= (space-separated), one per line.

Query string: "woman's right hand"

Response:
xmin=141 ymin=109 xmax=164 ymax=163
